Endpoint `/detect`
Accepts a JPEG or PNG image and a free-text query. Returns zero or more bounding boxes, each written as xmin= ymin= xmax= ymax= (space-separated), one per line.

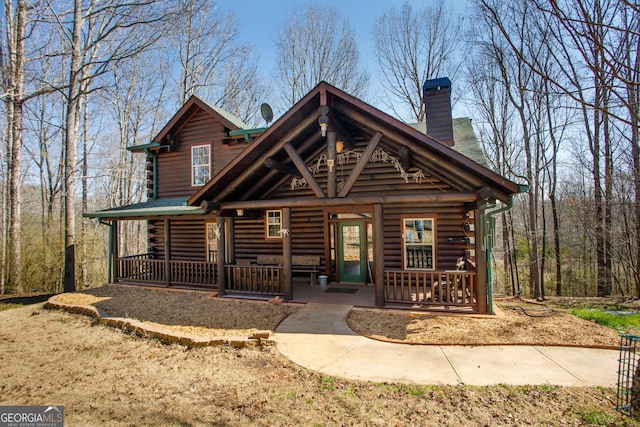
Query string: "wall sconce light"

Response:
xmin=236 ymin=209 xmax=244 ymax=217
xmin=336 ymin=140 xmax=344 ymax=153
xmin=318 ymin=115 xmax=329 ymax=137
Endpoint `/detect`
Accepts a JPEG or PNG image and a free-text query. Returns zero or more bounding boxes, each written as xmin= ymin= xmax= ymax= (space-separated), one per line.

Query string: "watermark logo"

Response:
xmin=0 ymin=406 xmax=64 ymax=427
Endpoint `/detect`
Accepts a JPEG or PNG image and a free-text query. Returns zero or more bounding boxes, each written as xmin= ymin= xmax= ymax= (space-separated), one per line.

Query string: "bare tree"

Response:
xmin=0 ymin=0 xmax=28 ymax=293
xmin=274 ymin=3 xmax=369 ymax=106
xmin=475 ymin=0 xmax=568 ymax=300
xmin=373 ymin=0 xmax=465 ymax=123
xmin=467 ymin=54 xmax=522 ymax=296
xmin=482 ymin=0 xmax=639 ymax=296
xmin=56 ymin=0 xmax=168 ymax=292
xmin=169 ymin=0 xmax=266 ymax=125
xmin=23 ymin=88 xmax=64 ymax=291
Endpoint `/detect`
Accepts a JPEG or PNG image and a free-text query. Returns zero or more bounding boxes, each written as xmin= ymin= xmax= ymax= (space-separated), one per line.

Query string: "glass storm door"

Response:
xmin=337 ymin=221 xmax=366 ymax=283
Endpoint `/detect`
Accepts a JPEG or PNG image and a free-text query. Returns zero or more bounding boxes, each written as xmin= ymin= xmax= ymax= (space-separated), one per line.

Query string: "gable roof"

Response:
xmin=128 ymin=95 xmax=247 ymax=152
xmin=189 ymin=82 xmax=521 ymax=206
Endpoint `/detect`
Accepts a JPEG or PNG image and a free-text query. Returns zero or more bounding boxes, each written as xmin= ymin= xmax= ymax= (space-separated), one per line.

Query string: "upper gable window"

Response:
xmin=191 ymin=145 xmax=210 ymax=186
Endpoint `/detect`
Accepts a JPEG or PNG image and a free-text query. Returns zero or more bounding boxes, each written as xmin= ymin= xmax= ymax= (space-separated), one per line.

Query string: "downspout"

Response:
xmin=98 ymin=218 xmax=113 ymax=283
xmin=483 ymin=185 xmax=528 ymax=314
xmin=144 ymin=148 xmax=158 ymax=199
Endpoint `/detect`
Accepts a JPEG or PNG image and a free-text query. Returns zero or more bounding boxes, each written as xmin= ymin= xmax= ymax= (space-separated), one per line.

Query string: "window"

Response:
xmin=192 ymin=145 xmax=210 ymax=186
xmin=402 ymin=217 xmax=435 ymax=269
xmin=266 ymin=210 xmax=282 ymax=239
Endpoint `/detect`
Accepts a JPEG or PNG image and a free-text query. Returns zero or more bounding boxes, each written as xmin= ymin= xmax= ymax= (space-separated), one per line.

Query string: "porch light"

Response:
xmin=236 ymin=209 xmax=244 ymax=217
xmin=318 ymin=115 xmax=329 ymax=137
xmin=336 ymin=140 xmax=344 ymax=153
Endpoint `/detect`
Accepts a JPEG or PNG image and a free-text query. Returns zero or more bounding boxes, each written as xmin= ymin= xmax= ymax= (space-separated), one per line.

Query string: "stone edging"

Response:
xmin=44 ymin=296 xmax=276 ymax=348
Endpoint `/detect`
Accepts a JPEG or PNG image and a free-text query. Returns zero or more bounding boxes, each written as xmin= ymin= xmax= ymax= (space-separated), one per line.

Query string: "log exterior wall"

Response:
xmin=152 ymin=108 xmax=248 ymax=199
xmin=146 ymin=140 xmax=474 ymax=273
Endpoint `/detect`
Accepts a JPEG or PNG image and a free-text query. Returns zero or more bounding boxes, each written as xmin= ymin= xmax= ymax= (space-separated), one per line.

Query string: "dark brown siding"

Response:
xmin=230 ymin=205 xmax=470 ymax=273
xmin=382 ymin=203 xmax=471 ymax=271
xmin=149 ymin=139 xmax=473 ymax=271
xmin=154 ymin=108 xmax=248 ymax=199
xmin=233 ymin=208 xmax=325 ymax=266
xmin=149 ymin=218 xmax=207 ymax=261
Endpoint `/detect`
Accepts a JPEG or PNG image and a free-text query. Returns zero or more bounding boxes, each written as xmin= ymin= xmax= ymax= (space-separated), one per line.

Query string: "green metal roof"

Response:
xmin=126 ymin=141 xmax=161 ymax=152
xmin=409 ymin=118 xmax=488 ymax=167
xmin=227 ymin=127 xmax=268 ymax=142
xmin=200 ymin=99 xmax=249 ymax=129
xmin=83 ymin=198 xmax=204 ymax=219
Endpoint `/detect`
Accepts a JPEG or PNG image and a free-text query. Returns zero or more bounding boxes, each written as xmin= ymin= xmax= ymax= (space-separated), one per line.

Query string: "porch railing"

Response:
xmin=117 ymin=254 xmax=217 ymax=288
xmin=170 ymin=261 xmax=217 ymax=287
xmin=118 ymin=255 xmax=166 ymax=284
xmin=384 ymin=269 xmax=476 ymax=308
xmin=224 ymin=264 xmax=283 ymax=295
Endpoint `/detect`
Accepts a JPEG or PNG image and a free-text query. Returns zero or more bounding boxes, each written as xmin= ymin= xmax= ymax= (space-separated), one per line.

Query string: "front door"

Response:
xmin=337 ymin=221 xmax=366 ymax=283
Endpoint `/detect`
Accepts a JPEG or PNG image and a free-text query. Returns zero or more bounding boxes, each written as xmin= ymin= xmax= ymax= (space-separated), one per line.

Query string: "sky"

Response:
xmin=216 ymin=0 xmax=471 ymax=119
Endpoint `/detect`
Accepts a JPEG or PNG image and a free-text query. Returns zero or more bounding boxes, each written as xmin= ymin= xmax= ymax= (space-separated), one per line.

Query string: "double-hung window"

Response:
xmin=402 ymin=217 xmax=435 ymax=269
xmin=192 ymin=145 xmax=210 ymax=186
xmin=266 ymin=210 xmax=282 ymax=239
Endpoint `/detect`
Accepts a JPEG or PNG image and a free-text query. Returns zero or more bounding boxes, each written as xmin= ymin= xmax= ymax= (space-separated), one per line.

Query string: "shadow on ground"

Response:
xmin=0 ymin=293 xmax=56 ymax=306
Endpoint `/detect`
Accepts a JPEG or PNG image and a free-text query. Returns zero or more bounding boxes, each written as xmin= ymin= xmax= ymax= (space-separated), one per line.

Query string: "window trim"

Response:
xmin=401 ymin=215 xmax=436 ymax=270
xmin=191 ymin=144 xmax=211 ymax=187
xmin=265 ymin=209 xmax=283 ymax=240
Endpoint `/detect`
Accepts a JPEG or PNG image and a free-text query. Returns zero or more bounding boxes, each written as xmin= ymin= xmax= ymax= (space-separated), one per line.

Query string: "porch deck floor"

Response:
xmin=290 ymin=282 xmax=376 ymax=306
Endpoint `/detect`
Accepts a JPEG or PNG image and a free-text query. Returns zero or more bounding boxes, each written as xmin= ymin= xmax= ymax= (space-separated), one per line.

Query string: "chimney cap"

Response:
xmin=423 ymin=77 xmax=451 ymax=94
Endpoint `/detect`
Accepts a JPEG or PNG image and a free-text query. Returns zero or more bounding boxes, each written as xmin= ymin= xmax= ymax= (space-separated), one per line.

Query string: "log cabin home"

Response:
xmin=85 ymin=79 xmax=524 ymax=314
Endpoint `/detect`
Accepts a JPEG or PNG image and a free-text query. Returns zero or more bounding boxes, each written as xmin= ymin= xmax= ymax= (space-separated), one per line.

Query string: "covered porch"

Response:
xmin=89 ymin=200 xmax=483 ymax=312
xmin=113 ymin=251 xmax=478 ymax=311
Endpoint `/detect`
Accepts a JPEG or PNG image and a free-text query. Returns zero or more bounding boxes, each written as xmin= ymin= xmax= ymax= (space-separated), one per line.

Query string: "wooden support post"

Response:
xmin=164 ymin=219 xmax=171 ymax=286
xmin=111 ymin=220 xmax=118 ymax=283
xmin=374 ymin=204 xmax=385 ymax=307
xmin=228 ymin=217 xmax=235 ymax=265
xmin=474 ymin=209 xmax=487 ymax=313
xmin=327 ymin=131 xmax=337 ymax=198
xmin=283 ymin=207 xmax=293 ymax=300
xmin=338 ymin=132 xmax=383 ymax=197
xmin=216 ymin=216 xmax=227 ymax=296
xmin=283 ymin=142 xmax=326 ymax=199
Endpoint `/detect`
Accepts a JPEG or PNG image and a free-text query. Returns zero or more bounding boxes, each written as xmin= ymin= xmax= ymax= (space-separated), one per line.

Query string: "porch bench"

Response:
xmin=256 ymin=255 xmax=321 ymax=285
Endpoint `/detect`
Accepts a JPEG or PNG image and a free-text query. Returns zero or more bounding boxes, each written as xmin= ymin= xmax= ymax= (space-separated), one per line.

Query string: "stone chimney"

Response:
xmin=423 ymin=77 xmax=454 ymax=147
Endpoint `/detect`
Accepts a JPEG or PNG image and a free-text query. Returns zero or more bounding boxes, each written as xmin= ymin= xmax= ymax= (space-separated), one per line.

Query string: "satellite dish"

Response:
xmin=261 ymin=103 xmax=273 ymax=125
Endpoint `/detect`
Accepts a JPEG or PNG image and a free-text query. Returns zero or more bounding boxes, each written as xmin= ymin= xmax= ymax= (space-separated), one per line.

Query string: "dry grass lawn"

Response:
xmin=0 ymin=285 xmax=638 ymax=426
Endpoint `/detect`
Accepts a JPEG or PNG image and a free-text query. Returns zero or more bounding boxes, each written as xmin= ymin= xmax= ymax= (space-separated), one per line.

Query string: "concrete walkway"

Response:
xmin=274 ymin=303 xmax=621 ymax=387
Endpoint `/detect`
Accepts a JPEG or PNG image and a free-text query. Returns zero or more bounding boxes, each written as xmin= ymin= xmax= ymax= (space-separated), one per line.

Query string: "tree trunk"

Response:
xmin=63 ymin=0 xmax=83 ymax=293
xmin=3 ymin=0 xmax=27 ymax=294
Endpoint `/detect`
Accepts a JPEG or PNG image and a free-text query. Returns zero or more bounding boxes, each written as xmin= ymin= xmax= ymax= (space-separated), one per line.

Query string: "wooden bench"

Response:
xmin=256 ymin=255 xmax=321 ymax=285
